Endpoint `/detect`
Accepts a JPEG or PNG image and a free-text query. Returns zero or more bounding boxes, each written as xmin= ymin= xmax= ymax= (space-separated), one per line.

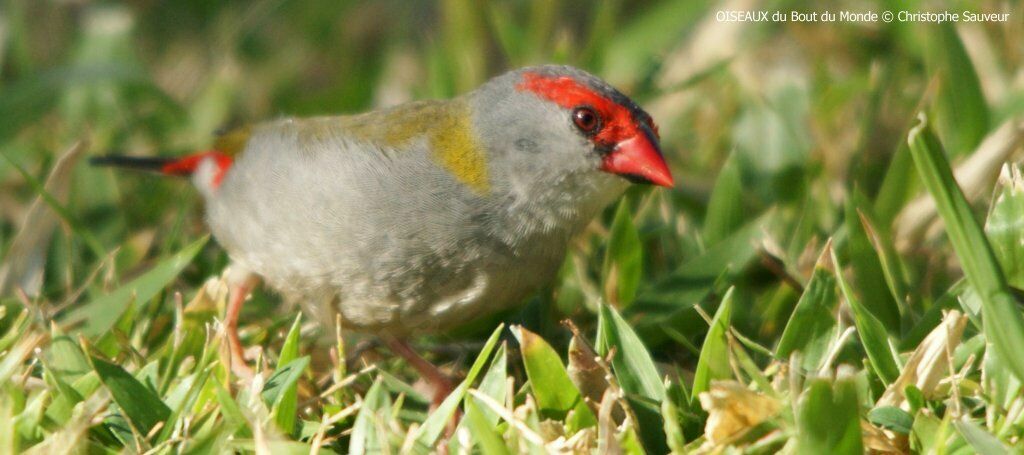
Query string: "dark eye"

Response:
xmin=572 ymin=107 xmax=601 ymax=134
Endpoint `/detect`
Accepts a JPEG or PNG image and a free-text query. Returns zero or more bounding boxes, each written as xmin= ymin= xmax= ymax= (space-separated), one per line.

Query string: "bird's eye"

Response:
xmin=572 ymin=107 xmax=601 ymax=134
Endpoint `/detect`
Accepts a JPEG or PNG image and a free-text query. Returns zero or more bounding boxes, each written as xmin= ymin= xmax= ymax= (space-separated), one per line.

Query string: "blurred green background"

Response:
xmin=2 ymin=0 xmax=1024 ymax=452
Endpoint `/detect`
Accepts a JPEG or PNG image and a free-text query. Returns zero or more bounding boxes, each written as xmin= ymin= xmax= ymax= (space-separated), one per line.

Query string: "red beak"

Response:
xmin=600 ymin=127 xmax=674 ymax=187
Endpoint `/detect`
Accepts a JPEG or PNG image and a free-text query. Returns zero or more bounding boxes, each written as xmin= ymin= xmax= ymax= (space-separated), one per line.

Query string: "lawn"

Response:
xmin=2 ymin=0 xmax=1024 ymax=453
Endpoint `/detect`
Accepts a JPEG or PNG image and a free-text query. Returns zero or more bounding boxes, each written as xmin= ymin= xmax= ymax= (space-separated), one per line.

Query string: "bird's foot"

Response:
xmin=224 ymin=326 xmax=258 ymax=380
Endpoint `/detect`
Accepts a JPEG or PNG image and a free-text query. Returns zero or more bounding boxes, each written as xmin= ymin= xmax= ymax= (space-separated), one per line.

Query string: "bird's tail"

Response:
xmin=89 ymin=154 xmax=176 ymax=174
xmin=90 ymin=151 xmax=233 ymax=187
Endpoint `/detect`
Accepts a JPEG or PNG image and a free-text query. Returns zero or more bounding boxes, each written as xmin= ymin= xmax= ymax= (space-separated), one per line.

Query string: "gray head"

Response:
xmin=468 ymin=65 xmax=673 ymax=194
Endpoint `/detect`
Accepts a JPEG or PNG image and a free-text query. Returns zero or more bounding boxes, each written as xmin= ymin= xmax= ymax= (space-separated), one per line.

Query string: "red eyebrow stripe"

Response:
xmin=516 ymin=72 xmax=657 ymax=144
xmin=517 ymin=73 xmax=612 ymax=111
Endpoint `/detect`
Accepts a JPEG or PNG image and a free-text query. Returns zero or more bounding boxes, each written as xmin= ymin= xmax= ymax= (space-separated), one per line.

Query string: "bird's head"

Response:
xmin=469 ymin=65 xmax=673 ymax=192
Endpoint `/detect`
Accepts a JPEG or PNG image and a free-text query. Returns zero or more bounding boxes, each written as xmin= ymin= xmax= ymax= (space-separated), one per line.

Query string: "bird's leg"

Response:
xmin=223 ymin=269 xmax=259 ymax=378
xmin=381 ymin=336 xmax=457 ymax=410
xmin=225 ymin=284 xmax=251 ymax=376
xmin=382 ymin=336 xmax=461 ymax=442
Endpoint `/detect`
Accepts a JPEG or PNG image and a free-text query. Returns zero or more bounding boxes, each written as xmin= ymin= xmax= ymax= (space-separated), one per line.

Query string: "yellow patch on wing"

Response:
xmin=212 ymin=125 xmax=252 ymax=157
xmin=336 ymin=100 xmax=491 ymax=194
xmin=429 ymin=106 xmax=489 ymax=194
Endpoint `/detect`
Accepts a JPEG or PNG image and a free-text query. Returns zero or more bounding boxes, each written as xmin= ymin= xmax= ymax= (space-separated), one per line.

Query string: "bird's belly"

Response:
xmin=210 ymin=218 xmax=563 ymax=335
xmin=379 ymin=251 xmax=564 ymax=335
xmin=205 ymin=182 xmax=567 ymax=335
xmin=203 ymin=129 xmax=576 ymax=335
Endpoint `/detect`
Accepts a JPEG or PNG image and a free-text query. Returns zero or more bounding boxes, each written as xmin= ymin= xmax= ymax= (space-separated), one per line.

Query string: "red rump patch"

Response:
xmin=162 ymin=151 xmax=233 ymax=187
xmin=516 ymin=72 xmax=658 ymax=145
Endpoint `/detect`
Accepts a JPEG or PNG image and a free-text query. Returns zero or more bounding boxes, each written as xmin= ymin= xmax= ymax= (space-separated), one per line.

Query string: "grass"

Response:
xmin=2 ymin=0 xmax=1024 ymax=453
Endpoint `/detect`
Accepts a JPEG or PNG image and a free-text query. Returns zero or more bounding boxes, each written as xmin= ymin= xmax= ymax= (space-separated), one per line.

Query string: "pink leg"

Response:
xmin=224 ymin=270 xmax=258 ymax=377
xmin=382 ymin=337 xmax=457 ymax=409
xmin=382 ymin=336 xmax=460 ymax=439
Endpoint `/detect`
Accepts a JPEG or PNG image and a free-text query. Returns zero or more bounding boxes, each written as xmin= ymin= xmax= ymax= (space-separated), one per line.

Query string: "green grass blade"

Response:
xmin=90 ymin=356 xmax=171 ymax=437
xmin=157 ymin=368 xmax=211 ymax=443
xmin=0 ymin=309 xmax=30 ymax=354
xmin=261 ymin=356 xmax=310 ymax=435
xmin=661 ymin=379 xmax=687 ymax=453
xmin=874 ymin=140 xmax=918 ymax=225
xmin=980 ymin=168 xmax=1024 ymax=409
xmin=703 ymin=151 xmax=745 ymax=245
xmin=212 ymin=378 xmax=247 ymax=436
xmin=63 ymin=235 xmax=208 ymax=336
xmin=603 ymin=199 xmax=642 ymax=308
xmin=474 ymin=343 xmax=507 ymax=425
xmin=452 ymin=342 xmax=509 ymax=449
xmin=596 ymin=303 xmax=665 ymax=401
xmin=640 ymin=212 xmax=771 ymax=307
xmin=907 ymin=115 xmax=1024 ymax=383
xmin=0 ymin=391 xmax=15 ymax=454
xmin=985 ymin=164 xmax=1024 ymax=287
xmin=40 ymin=363 xmax=85 ymax=419
xmin=900 ymin=280 xmax=965 ymax=350
xmin=270 ymin=313 xmax=303 ymax=434
xmin=691 ymin=286 xmax=734 ymax=400
xmin=927 ymin=23 xmax=989 ymax=158
xmin=411 ymin=323 xmax=505 ymax=448
xmin=597 ymin=302 xmax=668 ymax=452
xmin=349 ymin=378 xmax=391 ymax=455
xmin=776 ymin=243 xmax=839 ymax=370
xmin=464 ymin=398 xmax=511 ymax=455
xmin=512 ymin=325 xmax=596 ymax=431
xmin=278 ymin=313 xmax=302 ymax=366
xmin=796 ymin=374 xmax=863 ymax=454
xmin=46 ymin=329 xmax=91 ymax=379
xmin=857 ymin=208 xmax=913 ymax=321
xmin=844 ymin=189 xmax=901 ymax=331
xmin=44 ymin=371 xmax=101 ymax=426
xmin=868 ymin=406 xmax=914 ymax=435
xmin=94 ymin=300 xmax=138 ymax=359
xmin=954 ymin=419 xmax=1008 ymax=455
xmin=729 ymin=331 xmax=773 ymax=394
xmin=910 ymin=411 xmax=943 ymax=453
xmin=831 ymin=249 xmax=900 ymax=384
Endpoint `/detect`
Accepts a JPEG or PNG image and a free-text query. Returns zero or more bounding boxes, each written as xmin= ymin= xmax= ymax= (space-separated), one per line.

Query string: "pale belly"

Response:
xmin=210 ymin=213 xmax=568 ymax=335
xmin=203 ymin=158 xmax=570 ymax=335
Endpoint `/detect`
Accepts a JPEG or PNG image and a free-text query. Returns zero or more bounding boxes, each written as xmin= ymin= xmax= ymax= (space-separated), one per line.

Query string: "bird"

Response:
xmin=91 ymin=65 xmax=673 ymax=404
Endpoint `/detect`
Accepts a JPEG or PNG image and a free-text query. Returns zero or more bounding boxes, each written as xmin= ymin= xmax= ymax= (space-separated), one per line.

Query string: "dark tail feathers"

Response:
xmin=89 ymin=155 xmax=176 ymax=173
xmin=90 ymin=151 xmax=234 ymax=187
